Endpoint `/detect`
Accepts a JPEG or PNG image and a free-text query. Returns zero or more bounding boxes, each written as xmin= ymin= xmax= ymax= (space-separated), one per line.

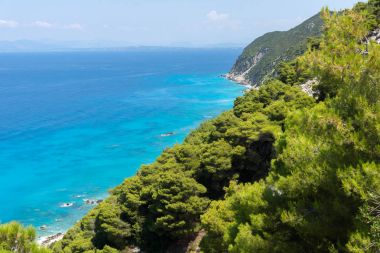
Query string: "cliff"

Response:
xmin=226 ymin=13 xmax=323 ymax=86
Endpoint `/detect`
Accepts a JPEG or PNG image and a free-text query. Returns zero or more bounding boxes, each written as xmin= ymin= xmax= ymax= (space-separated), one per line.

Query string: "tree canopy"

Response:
xmin=0 ymin=222 xmax=51 ymax=253
xmin=2 ymin=1 xmax=379 ymax=252
xmin=201 ymin=4 xmax=380 ymax=253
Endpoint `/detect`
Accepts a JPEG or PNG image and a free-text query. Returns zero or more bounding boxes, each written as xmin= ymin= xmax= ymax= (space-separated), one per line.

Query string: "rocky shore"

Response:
xmin=39 ymin=233 xmax=65 ymax=246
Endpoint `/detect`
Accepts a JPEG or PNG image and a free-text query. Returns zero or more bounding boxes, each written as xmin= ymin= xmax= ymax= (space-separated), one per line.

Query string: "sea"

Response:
xmin=0 ymin=48 xmax=244 ymax=239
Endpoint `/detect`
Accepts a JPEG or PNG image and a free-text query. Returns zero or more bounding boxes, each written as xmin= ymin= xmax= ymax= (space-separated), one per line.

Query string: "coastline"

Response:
xmin=23 ymin=71 xmax=245 ymax=246
xmin=0 ymin=49 xmax=245 ymax=244
xmin=34 ymin=194 xmax=107 ymax=245
xmin=33 ymin=72 xmax=253 ymax=248
xmin=38 ymin=233 xmax=65 ymax=246
xmin=222 ymin=72 xmax=257 ymax=90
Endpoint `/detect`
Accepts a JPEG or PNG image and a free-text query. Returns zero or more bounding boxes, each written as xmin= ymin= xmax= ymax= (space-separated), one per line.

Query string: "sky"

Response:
xmin=0 ymin=0 xmax=360 ymax=48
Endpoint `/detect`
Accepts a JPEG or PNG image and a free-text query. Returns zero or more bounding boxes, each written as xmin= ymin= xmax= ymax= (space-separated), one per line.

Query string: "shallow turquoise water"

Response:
xmin=0 ymin=49 xmax=243 ymax=238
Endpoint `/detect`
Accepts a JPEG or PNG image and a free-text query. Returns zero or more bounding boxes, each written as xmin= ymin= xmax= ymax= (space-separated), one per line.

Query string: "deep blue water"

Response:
xmin=0 ymin=49 xmax=243 ymax=238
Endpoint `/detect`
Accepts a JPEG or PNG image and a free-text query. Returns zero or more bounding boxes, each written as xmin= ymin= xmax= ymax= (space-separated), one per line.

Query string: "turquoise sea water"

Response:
xmin=0 ymin=49 xmax=243 ymax=238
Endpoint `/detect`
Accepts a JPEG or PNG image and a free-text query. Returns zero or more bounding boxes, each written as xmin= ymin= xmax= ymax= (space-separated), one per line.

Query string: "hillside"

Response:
xmin=1 ymin=1 xmax=380 ymax=253
xmin=49 ymin=2 xmax=379 ymax=251
xmin=226 ymin=13 xmax=323 ymax=86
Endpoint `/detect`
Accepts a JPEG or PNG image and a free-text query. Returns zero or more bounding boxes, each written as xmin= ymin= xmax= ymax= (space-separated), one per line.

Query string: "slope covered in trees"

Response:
xmin=1 ymin=1 xmax=379 ymax=252
xmin=51 ymin=1 xmax=379 ymax=252
xmin=202 ymin=3 xmax=380 ymax=252
xmin=227 ymin=14 xmax=323 ymax=86
xmin=51 ymin=80 xmax=314 ymax=252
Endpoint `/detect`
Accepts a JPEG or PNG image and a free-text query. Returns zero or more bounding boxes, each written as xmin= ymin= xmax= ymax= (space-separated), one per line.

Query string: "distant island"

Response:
xmin=0 ymin=41 xmax=244 ymax=53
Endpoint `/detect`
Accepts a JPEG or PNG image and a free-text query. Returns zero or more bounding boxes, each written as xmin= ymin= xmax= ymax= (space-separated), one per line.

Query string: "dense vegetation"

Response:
xmin=229 ymin=14 xmax=323 ymax=86
xmin=0 ymin=222 xmax=51 ymax=253
xmin=1 ymin=1 xmax=379 ymax=252
xmin=202 ymin=3 xmax=380 ymax=252
xmin=51 ymin=2 xmax=378 ymax=252
xmin=49 ymin=80 xmax=314 ymax=252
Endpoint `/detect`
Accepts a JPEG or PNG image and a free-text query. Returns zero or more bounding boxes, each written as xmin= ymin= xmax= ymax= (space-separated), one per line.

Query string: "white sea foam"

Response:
xmin=59 ymin=202 xmax=74 ymax=208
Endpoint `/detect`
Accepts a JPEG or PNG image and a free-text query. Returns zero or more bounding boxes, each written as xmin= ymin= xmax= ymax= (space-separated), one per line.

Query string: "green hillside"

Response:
xmin=1 ymin=1 xmax=380 ymax=252
xmin=50 ymin=2 xmax=379 ymax=251
xmin=227 ymin=14 xmax=323 ymax=86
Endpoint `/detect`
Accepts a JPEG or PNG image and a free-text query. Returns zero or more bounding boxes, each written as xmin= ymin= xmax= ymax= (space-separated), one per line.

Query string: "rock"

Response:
xmin=60 ymin=202 xmax=74 ymax=208
xmin=226 ymin=49 xmax=267 ymax=87
xmin=161 ymin=132 xmax=175 ymax=137
xmin=83 ymin=199 xmax=103 ymax=205
xmin=39 ymin=225 xmax=47 ymax=231
xmin=368 ymin=28 xmax=380 ymax=44
xmin=300 ymin=79 xmax=319 ymax=97
xmin=39 ymin=233 xmax=64 ymax=246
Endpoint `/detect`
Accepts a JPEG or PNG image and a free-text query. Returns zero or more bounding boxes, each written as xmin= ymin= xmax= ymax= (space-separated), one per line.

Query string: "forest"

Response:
xmin=1 ymin=0 xmax=379 ymax=252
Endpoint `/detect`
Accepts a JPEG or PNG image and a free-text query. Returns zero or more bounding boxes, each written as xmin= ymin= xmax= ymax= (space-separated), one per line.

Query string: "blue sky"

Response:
xmin=0 ymin=0 xmax=359 ymax=47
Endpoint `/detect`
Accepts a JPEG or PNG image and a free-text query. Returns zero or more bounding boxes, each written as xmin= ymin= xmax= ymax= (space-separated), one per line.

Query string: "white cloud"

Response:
xmin=207 ymin=10 xmax=229 ymax=22
xmin=0 ymin=19 xmax=19 ymax=28
xmin=63 ymin=23 xmax=83 ymax=30
xmin=205 ymin=10 xmax=241 ymax=31
xmin=31 ymin=21 xmax=54 ymax=28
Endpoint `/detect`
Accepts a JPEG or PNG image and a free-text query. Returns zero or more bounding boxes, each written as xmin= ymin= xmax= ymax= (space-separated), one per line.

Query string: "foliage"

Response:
xmin=0 ymin=222 xmax=51 ymax=253
xmin=277 ymin=37 xmax=322 ymax=86
xmin=29 ymin=1 xmax=380 ymax=252
xmin=277 ymin=60 xmax=307 ymax=86
xmin=354 ymin=0 xmax=380 ymax=27
xmin=52 ymin=80 xmax=314 ymax=252
xmin=201 ymin=5 xmax=380 ymax=253
xmin=299 ymin=8 xmax=374 ymax=100
xmin=230 ymin=14 xmax=323 ymax=86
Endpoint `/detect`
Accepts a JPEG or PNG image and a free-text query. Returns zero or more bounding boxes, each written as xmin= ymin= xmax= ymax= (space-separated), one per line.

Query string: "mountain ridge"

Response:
xmin=226 ymin=13 xmax=323 ymax=86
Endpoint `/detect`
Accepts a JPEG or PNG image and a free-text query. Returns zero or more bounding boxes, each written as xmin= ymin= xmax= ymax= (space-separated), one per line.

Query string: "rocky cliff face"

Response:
xmin=228 ymin=14 xmax=323 ymax=87
xmin=225 ymin=48 xmax=268 ymax=86
xmin=368 ymin=28 xmax=380 ymax=43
